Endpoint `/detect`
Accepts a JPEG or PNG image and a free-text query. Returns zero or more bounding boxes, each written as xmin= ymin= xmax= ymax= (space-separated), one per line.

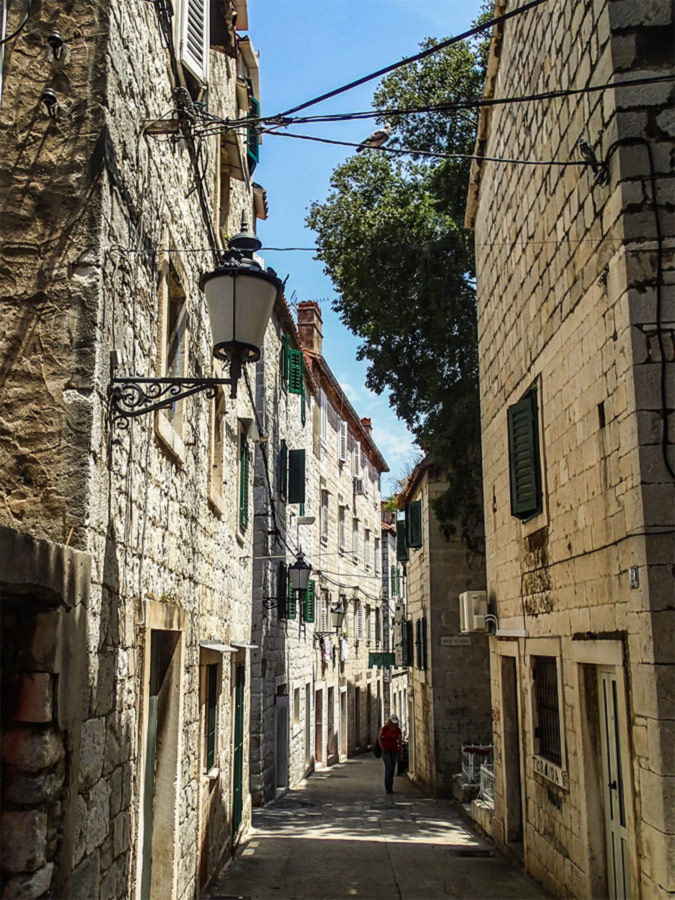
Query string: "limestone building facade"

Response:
xmin=381 ymin=508 xmax=408 ymax=728
xmin=299 ymin=302 xmax=391 ymax=767
xmin=398 ymin=458 xmax=491 ymax=797
xmin=1 ymin=0 xmax=270 ymax=897
xmin=466 ymin=1 xmax=674 ymax=897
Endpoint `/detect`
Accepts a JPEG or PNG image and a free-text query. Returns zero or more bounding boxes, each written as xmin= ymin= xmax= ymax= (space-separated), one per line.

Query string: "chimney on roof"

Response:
xmin=297 ymin=301 xmax=323 ymax=356
xmin=361 ymin=417 xmax=372 ymax=435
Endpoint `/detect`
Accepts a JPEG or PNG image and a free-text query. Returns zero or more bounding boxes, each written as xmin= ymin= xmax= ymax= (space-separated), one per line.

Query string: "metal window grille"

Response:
xmin=533 ymin=655 xmax=562 ymax=767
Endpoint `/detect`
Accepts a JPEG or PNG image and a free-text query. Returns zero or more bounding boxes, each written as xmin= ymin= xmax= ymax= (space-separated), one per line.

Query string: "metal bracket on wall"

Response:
xmin=109 ymin=376 xmax=234 ymax=426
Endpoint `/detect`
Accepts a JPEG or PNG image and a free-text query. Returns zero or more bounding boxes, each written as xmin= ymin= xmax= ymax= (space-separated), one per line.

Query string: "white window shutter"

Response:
xmin=180 ymin=0 xmax=209 ymax=83
xmin=353 ymin=441 xmax=361 ymax=478
xmin=339 ymin=420 xmax=348 ymax=462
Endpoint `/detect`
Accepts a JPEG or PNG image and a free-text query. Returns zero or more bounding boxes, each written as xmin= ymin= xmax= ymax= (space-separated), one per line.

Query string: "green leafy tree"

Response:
xmin=307 ymin=22 xmax=490 ymax=547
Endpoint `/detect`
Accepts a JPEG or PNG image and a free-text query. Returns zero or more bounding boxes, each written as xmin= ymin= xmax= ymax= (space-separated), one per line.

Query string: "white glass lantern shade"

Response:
xmin=202 ymin=264 xmax=281 ymax=363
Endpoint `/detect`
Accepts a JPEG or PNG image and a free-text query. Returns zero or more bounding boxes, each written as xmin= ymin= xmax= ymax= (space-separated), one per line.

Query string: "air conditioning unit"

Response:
xmin=459 ymin=591 xmax=488 ymax=633
xmin=354 ymin=478 xmax=364 ymax=495
xmin=394 ymin=603 xmax=404 ymax=624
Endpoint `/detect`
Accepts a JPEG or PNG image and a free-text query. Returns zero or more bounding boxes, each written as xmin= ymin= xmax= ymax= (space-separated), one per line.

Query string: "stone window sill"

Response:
xmin=205 ymin=767 xmax=220 ymax=781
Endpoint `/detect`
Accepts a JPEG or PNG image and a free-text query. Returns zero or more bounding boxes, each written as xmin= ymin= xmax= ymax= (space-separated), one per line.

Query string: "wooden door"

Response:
xmin=598 ymin=668 xmax=629 ymax=899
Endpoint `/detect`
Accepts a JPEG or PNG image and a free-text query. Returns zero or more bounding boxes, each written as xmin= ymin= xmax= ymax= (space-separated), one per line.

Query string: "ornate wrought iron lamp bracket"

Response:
xmin=109 ymin=371 xmax=238 ymax=428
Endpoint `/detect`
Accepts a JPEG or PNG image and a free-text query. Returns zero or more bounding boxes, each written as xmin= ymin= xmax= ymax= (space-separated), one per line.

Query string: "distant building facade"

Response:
xmin=398 ymin=458 xmax=491 ymax=797
xmin=466 ymin=1 xmax=674 ymax=897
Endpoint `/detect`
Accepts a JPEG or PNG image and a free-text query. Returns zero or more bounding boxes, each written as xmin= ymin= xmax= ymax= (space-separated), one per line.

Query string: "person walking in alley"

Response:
xmin=378 ymin=715 xmax=402 ymax=794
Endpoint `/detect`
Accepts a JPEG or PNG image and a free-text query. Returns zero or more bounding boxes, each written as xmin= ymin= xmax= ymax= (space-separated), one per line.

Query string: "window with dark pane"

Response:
xmin=205 ymin=663 xmax=218 ymax=771
xmin=277 ymin=561 xmax=287 ymax=618
xmin=533 ymin=655 xmax=562 ymax=766
xmin=239 ymin=432 xmax=250 ymax=531
xmin=507 ymin=390 xmax=543 ymax=520
xmin=278 ymin=439 xmax=287 ymax=501
xmin=396 ymin=520 xmax=409 ymax=563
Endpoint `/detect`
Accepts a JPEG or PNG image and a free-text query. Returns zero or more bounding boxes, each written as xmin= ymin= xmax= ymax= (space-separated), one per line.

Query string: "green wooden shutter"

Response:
xmin=278 ymin=440 xmax=288 ymax=501
xmin=206 ymin=663 xmax=217 ymax=771
xmin=507 ymin=391 xmax=543 ymax=520
xmin=239 ymin=434 xmax=249 ymax=530
xmin=278 ymin=562 xmax=287 ymax=618
xmin=286 ymin=576 xmax=297 ymax=620
xmin=390 ymin=565 xmax=398 ymax=597
xmin=289 ymin=348 xmax=303 ymax=395
xmin=304 ymin=579 xmax=316 ymax=623
xmin=247 ymin=96 xmax=260 ymax=172
xmin=415 ymin=618 xmax=422 ymax=669
xmin=301 ymin=384 xmax=306 ymax=427
xmin=288 ymin=449 xmax=306 ymax=504
xmin=406 ymin=500 xmax=423 ymax=549
xmin=396 ymin=520 xmax=409 ymax=562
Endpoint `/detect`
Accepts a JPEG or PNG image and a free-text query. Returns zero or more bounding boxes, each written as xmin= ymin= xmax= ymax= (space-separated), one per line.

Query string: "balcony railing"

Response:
xmin=479 ymin=762 xmax=495 ymax=806
xmin=461 ymin=743 xmax=493 ymax=784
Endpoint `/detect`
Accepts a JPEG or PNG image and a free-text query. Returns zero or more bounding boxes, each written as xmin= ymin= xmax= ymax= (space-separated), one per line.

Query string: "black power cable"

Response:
xmin=0 ymin=0 xmax=32 ymax=46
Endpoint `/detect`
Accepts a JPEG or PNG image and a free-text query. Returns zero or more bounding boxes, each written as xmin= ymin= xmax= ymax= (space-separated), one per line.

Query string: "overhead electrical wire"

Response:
xmin=216 ymin=74 xmax=675 ymax=131
xmin=0 ymin=0 xmax=32 ymax=45
xmin=254 ymin=130 xmax=586 ymax=167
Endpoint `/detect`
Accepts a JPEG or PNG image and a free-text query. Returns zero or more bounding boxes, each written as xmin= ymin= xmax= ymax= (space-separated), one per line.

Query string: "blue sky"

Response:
xmin=249 ymin=0 xmax=483 ymax=493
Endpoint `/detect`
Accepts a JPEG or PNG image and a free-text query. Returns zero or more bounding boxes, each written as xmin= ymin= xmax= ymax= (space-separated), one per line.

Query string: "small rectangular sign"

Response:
xmin=441 ymin=636 xmax=472 ymax=646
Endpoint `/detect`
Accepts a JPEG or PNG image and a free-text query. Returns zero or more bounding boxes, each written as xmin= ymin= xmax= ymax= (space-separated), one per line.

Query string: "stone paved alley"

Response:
xmin=211 ymin=756 xmax=548 ymax=900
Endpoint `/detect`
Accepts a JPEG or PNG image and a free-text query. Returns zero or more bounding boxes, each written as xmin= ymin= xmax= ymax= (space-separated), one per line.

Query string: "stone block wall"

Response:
xmin=1 ymin=0 xmax=262 ymax=897
xmin=468 ymin=0 xmax=673 ymax=896
xmin=403 ymin=466 xmax=490 ymax=797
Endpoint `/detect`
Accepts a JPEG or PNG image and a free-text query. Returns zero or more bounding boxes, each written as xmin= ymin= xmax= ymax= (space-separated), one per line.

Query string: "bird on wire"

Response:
xmin=356 ymin=122 xmax=392 ymax=152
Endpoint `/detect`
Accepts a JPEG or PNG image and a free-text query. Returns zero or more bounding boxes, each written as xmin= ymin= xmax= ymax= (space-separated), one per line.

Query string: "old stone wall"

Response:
xmin=469 ymin=0 xmax=673 ymax=896
xmin=1 ymin=0 xmax=262 ymax=897
xmin=404 ymin=468 xmax=490 ymax=797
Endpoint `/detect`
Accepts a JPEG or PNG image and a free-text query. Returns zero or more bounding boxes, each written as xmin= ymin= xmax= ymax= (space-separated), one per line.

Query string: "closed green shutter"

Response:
xmin=247 ymin=96 xmax=260 ymax=172
xmin=279 ymin=440 xmax=287 ymax=501
xmin=396 ymin=520 xmax=409 ymax=563
xmin=289 ymin=348 xmax=303 ymax=395
xmin=507 ymin=391 xmax=543 ymax=520
xmin=304 ymin=579 xmax=316 ymax=623
xmin=421 ymin=615 xmax=428 ymax=670
xmin=239 ymin=434 xmax=249 ymax=530
xmin=278 ymin=562 xmax=287 ymax=618
xmin=406 ymin=500 xmax=423 ymax=549
xmin=390 ymin=565 xmax=397 ymax=597
xmin=286 ymin=578 xmax=298 ymax=620
xmin=288 ymin=449 xmax=306 ymax=504
xmin=415 ymin=619 xmax=422 ymax=670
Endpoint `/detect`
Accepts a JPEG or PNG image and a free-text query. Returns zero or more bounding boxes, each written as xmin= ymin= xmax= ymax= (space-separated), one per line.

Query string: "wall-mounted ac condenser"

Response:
xmin=459 ymin=591 xmax=488 ymax=633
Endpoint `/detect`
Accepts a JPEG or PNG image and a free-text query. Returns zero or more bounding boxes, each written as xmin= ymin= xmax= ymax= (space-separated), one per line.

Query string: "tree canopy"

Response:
xmin=307 ymin=23 xmax=490 ymax=546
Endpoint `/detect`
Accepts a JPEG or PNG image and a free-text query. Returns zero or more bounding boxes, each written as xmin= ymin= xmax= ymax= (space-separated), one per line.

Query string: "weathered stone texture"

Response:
xmin=402 ymin=465 xmax=490 ymax=797
xmin=468 ymin=0 xmax=674 ymax=896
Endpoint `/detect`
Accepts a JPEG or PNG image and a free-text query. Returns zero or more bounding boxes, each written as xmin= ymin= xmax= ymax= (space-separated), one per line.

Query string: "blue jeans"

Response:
xmin=382 ymin=750 xmax=397 ymax=792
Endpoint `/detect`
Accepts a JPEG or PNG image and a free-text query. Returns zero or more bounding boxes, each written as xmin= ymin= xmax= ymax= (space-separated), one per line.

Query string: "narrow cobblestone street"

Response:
xmin=211 ymin=756 xmax=547 ymax=900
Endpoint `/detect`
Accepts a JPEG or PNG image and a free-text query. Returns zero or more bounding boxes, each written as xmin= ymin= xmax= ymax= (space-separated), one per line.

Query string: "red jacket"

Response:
xmin=379 ymin=724 xmax=402 ymax=753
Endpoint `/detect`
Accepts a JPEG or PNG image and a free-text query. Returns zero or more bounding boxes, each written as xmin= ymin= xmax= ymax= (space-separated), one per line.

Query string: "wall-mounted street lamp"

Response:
xmin=109 ymin=222 xmax=282 ymax=423
xmin=288 ymin=553 xmax=312 ymax=594
xmin=314 ymin=599 xmax=347 ymax=639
